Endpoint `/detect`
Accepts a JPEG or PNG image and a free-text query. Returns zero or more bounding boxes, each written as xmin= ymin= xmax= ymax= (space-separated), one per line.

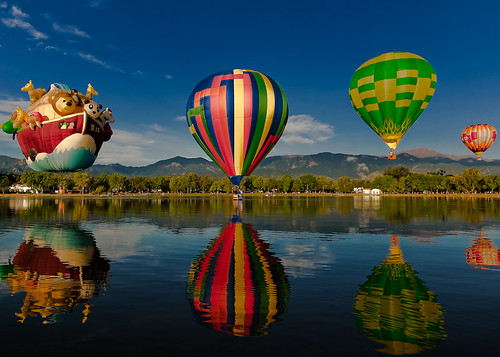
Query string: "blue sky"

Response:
xmin=1 ymin=0 xmax=500 ymax=165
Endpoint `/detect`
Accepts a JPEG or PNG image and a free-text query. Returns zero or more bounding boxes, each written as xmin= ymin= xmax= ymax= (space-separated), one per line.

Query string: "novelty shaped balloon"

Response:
xmin=186 ymin=69 xmax=288 ymax=186
xmin=187 ymin=215 xmax=289 ymax=336
xmin=461 ymin=124 xmax=496 ymax=160
xmin=349 ymin=52 xmax=437 ymax=160
xmin=2 ymin=81 xmax=114 ymax=172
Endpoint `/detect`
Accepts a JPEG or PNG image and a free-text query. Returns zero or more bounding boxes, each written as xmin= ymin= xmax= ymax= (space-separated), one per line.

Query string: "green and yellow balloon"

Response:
xmin=349 ymin=52 xmax=437 ymax=160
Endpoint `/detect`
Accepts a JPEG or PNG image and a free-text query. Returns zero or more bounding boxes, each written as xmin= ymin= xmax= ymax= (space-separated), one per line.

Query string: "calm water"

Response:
xmin=1 ymin=195 xmax=499 ymax=356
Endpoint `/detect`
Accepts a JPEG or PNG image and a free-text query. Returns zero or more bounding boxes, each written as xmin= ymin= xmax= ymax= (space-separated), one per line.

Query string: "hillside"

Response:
xmin=2 ymin=150 xmax=500 ymax=179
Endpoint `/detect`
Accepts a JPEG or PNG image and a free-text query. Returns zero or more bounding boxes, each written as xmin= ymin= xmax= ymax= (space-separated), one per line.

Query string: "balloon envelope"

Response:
xmin=7 ymin=82 xmax=113 ymax=172
xmin=186 ymin=69 xmax=288 ymax=185
xmin=349 ymin=52 xmax=437 ymax=159
xmin=461 ymin=124 xmax=497 ymax=159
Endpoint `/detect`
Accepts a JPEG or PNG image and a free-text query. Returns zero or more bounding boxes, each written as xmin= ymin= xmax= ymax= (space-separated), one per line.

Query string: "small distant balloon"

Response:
xmin=186 ymin=69 xmax=288 ymax=186
xmin=349 ymin=52 xmax=437 ymax=160
xmin=461 ymin=124 xmax=496 ymax=160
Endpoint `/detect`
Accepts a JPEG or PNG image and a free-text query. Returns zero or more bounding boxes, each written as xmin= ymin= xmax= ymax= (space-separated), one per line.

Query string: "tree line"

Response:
xmin=1 ymin=166 xmax=500 ymax=194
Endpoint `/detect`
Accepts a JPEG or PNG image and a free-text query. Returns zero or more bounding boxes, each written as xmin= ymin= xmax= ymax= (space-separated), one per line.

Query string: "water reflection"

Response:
xmin=466 ymin=230 xmax=500 ymax=271
xmin=186 ymin=213 xmax=290 ymax=336
xmin=1 ymin=224 xmax=110 ymax=324
xmin=354 ymin=236 xmax=446 ymax=355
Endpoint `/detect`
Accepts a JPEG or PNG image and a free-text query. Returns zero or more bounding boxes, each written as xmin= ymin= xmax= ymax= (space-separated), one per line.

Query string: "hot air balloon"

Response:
xmin=1 ymin=81 xmax=114 ymax=172
xmin=186 ymin=215 xmax=290 ymax=336
xmin=461 ymin=124 xmax=497 ymax=160
xmin=5 ymin=224 xmax=110 ymax=324
xmin=349 ymin=52 xmax=437 ymax=160
xmin=186 ymin=69 xmax=288 ymax=187
xmin=466 ymin=230 xmax=500 ymax=271
xmin=354 ymin=236 xmax=446 ymax=355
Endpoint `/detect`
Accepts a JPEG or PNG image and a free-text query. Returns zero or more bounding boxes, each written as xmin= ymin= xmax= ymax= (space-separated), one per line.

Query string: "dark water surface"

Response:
xmin=1 ymin=196 xmax=499 ymax=356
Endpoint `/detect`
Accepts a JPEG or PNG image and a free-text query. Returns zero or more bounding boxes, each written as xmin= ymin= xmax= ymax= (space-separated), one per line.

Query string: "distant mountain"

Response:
xmin=0 ymin=155 xmax=29 ymax=174
xmin=2 ymin=150 xmax=500 ymax=178
xmin=399 ymin=148 xmax=475 ymax=161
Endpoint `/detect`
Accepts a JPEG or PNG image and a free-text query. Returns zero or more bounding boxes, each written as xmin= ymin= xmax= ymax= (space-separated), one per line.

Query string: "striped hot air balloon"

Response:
xmin=349 ymin=52 xmax=437 ymax=160
xmin=461 ymin=124 xmax=497 ymax=160
xmin=186 ymin=69 xmax=288 ymax=186
xmin=186 ymin=216 xmax=290 ymax=336
xmin=354 ymin=236 xmax=446 ymax=355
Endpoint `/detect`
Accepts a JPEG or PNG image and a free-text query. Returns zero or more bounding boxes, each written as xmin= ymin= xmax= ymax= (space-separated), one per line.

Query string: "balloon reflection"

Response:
xmin=466 ymin=230 xmax=500 ymax=271
xmin=3 ymin=224 xmax=110 ymax=324
xmin=187 ymin=215 xmax=290 ymax=336
xmin=354 ymin=236 xmax=446 ymax=355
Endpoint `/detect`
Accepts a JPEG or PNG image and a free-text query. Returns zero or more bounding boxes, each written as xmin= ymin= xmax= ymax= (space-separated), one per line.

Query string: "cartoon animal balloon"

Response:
xmin=186 ymin=69 xmax=288 ymax=186
xmin=1 ymin=81 xmax=114 ymax=172
xmin=349 ymin=52 xmax=437 ymax=160
xmin=461 ymin=124 xmax=497 ymax=160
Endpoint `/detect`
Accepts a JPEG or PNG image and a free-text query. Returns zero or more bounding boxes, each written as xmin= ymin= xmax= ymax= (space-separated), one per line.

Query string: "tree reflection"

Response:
xmin=186 ymin=214 xmax=290 ymax=336
xmin=354 ymin=236 xmax=446 ymax=355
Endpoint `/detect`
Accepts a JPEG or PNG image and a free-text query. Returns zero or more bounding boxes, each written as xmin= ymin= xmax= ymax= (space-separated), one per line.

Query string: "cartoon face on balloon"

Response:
xmin=186 ymin=69 xmax=288 ymax=186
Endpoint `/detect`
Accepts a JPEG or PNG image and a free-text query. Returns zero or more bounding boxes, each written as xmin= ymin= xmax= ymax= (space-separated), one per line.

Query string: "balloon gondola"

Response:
xmin=354 ymin=236 xmax=446 ymax=355
xmin=349 ymin=52 xmax=437 ymax=160
xmin=186 ymin=69 xmax=288 ymax=188
xmin=1 ymin=81 xmax=114 ymax=172
xmin=186 ymin=215 xmax=290 ymax=336
xmin=461 ymin=124 xmax=497 ymax=160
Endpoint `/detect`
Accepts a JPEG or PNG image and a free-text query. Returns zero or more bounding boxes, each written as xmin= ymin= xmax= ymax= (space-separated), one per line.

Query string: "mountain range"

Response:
xmin=1 ymin=149 xmax=500 ymax=179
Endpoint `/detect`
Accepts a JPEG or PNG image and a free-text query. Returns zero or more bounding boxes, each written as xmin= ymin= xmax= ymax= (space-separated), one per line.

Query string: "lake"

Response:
xmin=1 ymin=195 xmax=499 ymax=356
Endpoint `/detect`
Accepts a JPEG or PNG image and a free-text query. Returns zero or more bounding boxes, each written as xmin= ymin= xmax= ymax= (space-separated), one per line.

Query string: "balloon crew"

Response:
xmin=1 ymin=82 xmax=114 ymax=172
xmin=349 ymin=52 xmax=437 ymax=160
xmin=186 ymin=69 xmax=288 ymax=197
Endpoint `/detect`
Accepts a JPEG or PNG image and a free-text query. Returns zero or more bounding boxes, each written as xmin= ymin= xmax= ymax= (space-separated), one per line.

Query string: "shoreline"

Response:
xmin=1 ymin=192 xmax=500 ymax=198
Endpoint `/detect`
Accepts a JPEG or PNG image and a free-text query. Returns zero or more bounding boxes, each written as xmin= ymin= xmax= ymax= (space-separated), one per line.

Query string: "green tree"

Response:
xmin=0 ymin=175 xmax=10 ymax=193
xmin=209 ymin=179 xmax=224 ymax=193
xmin=372 ymin=175 xmax=398 ymax=193
xmin=198 ymin=174 xmax=214 ymax=193
xmin=336 ymin=176 xmax=354 ymax=193
xmin=263 ymin=177 xmax=278 ymax=193
xmin=300 ymin=174 xmax=317 ymax=192
xmin=278 ymin=175 xmax=293 ymax=193
xmin=455 ymin=168 xmax=482 ymax=194
xmin=291 ymin=178 xmax=302 ymax=192
xmin=384 ymin=166 xmax=412 ymax=180
xmin=71 ymin=172 xmax=91 ymax=194
xmin=317 ymin=176 xmax=334 ymax=192
xmin=109 ymin=173 xmax=126 ymax=193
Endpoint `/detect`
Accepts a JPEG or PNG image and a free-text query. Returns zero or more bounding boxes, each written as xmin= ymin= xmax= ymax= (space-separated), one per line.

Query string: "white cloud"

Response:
xmin=281 ymin=114 xmax=334 ymax=145
xmin=174 ymin=115 xmax=185 ymax=121
xmin=77 ymin=52 xmax=112 ymax=69
xmin=279 ymin=243 xmax=333 ymax=278
xmin=52 ymin=22 xmax=90 ymax=38
xmin=165 ymin=74 xmax=173 ymax=80
xmin=1 ymin=5 xmax=48 ymax=39
xmin=0 ymin=98 xmax=31 ymax=115
xmin=0 ymin=3 xmax=7 ymax=9
xmin=10 ymin=5 xmax=28 ymax=18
